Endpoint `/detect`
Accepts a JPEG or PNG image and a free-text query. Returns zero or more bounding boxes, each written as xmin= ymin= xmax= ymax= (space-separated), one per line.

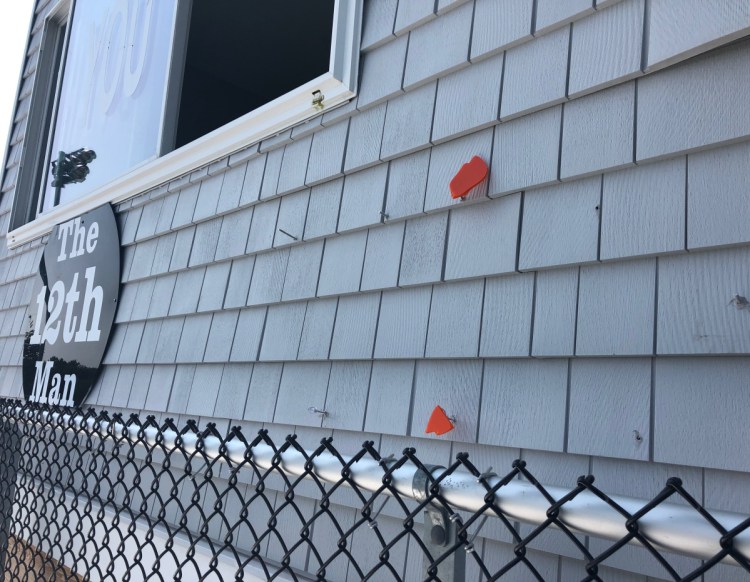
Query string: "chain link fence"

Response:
xmin=0 ymin=399 xmax=748 ymax=581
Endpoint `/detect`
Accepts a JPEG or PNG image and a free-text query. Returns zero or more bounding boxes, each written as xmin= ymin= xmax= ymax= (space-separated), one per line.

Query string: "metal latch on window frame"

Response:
xmin=312 ymin=90 xmax=325 ymax=110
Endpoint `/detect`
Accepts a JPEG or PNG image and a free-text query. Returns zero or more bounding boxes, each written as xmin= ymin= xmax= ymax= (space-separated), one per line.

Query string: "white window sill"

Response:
xmin=8 ymin=74 xmax=354 ymax=249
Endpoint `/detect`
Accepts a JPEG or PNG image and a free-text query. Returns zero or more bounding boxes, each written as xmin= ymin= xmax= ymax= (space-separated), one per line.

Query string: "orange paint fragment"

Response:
xmin=425 ymin=405 xmax=455 ymax=436
xmin=449 ymin=156 xmax=488 ymax=199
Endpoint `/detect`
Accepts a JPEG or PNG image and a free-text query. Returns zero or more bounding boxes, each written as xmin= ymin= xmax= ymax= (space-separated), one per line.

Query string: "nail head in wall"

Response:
xmin=449 ymin=156 xmax=489 ymax=200
xmin=729 ymin=294 xmax=749 ymax=310
xmin=425 ymin=405 xmax=455 ymax=436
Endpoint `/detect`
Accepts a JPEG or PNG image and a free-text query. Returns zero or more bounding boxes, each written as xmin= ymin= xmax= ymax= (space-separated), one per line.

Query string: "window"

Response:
xmin=9 ymin=0 xmax=361 ymax=245
xmin=38 ymin=0 xmax=178 ymax=215
xmin=172 ymin=0 xmax=334 ymax=149
xmin=9 ymin=1 xmax=69 ymax=230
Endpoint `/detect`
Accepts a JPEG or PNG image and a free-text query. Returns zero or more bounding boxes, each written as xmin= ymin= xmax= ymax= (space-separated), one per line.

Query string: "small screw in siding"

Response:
xmin=633 ymin=430 xmax=643 ymax=442
xmin=307 ymin=406 xmax=327 ymax=417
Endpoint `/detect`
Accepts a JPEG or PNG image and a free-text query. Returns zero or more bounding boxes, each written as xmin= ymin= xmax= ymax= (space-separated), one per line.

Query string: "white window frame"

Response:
xmin=8 ymin=0 xmax=362 ymax=249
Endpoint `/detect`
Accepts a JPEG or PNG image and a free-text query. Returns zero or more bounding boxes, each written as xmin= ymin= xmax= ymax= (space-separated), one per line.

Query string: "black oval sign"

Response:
xmin=22 ymin=204 xmax=120 ymax=407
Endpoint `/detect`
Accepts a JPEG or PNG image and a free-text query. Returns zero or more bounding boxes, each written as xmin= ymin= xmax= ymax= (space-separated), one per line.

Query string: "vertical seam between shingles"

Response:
xmin=476 ymin=278 xmax=487 ymax=358
xmin=652 ymin=257 xmax=658 ymax=356
xmin=295 ymin=301 xmax=309 ymax=361
xmin=226 ymin=309 xmax=241 ymax=364
xmin=209 ymin=363 xmax=227 ymax=417
xmin=275 ymin=249 xmax=291 ymax=306
xmin=157 ymin=364 xmax=177 ymax=413
xmin=649 ymin=356 xmax=656 ymax=462
xmin=320 ymin=361 xmax=333 ymax=428
xmin=515 ymin=192 xmax=525 ymax=273
xmin=563 ymin=358 xmax=572 ymax=453
xmin=269 ymin=361 xmax=284 ymax=423
xmin=299 ymin=188 xmax=313 ymax=257
xmin=255 ymin=306 xmax=269 ymax=362
xmin=531 ymin=0 xmax=538 ymax=36
xmin=218 ymin=261 xmax=233 ymax=310
xmin=475 ymin=358 xmax=486 ymax=442
xmin=371 ymin=291 xmax=384 ymax=359
xmin=252 ymin=151 xmax=270 ymax=205
xmin=528 ymin=271 xmax=537 ymax=356
xmin=420 ymin=148 xmax=434 ymax=213
xmin=557 ymin=103 xmax=565 ymax=181
xmin=198 ymin=313 xmax=213 ymax=363
xmin=597 ymin=174 xmax=604 ymax=261
xmin=170 ymin=318 xmax=187 ymax=367
xmin=337 ymin=118 xmax=352 ymax=180
xmin=440 ymin=210 xmax=451 ymax=282
xmin=399 ymin=31 xmax=411 ymax=92
xmin=380 ymin=160 xmax=392 ymax=229
xmin=243 ymin=255 xmax=258 ymax=307
xmin=377 ymin=101 xmax=391 ymax=162
xmin=359 ymin=231 xmax=370 ymax=292
xmin=360 ymin=361 xmax=375 ymax=432
xmin=572 ymin=266 xmax=581 ymax=356
xmin=272 ymin=146 xmax=288 ymax=198
xmin=423 ymin=286 xmax=435 ymax=358
xmin=181 ymin=226 xmax=198 ymax=273
xmin=128 ymin=323 xmax=143 ymax=366
xmin=632 ymin=79 xmax=639 ymax=164
xmin=640 ymin=0 xmax=650 ymax=72
xmin=406 ymin=359 xmax=418 ymax=436
xmin=192 ymin=265 xmax=208 ymax=319
xmin=300 ymin=137 xmax=313 ymax=189
xmin=684 ymin=155 xmax=689 ymax=251
xmin=564 ymin=23 xmax=574 ymax=98
xmin=467 ymin=0 xmax=478 ymax=60
xmin=333 ymin=177 xmax=344 ymax=233
xmin=395 ymin=221 xmax=407 ymax=287
xmin=314 ymin=238 xmax=327 ymax=298
xmin=487 ymin=125 xmax=498 ymax=198
xmin=325 ymin=297 xmax=339 ymax=361
xmin=269 ymin=197 xmax=282 ymax=249
xmin=236 ymin=362 xmax=255 ymax=422
xmin=428 ymin=78 xmax=440 ymax=146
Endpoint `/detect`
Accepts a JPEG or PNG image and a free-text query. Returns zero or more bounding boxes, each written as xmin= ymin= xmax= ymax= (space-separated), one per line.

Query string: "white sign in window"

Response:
xmin=41 ymin=0 xmax=177 ymax=212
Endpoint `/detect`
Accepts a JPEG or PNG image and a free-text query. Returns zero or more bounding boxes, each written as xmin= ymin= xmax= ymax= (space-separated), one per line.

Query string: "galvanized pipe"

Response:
xmin=25 ymin=409 xmax=750 ymax=568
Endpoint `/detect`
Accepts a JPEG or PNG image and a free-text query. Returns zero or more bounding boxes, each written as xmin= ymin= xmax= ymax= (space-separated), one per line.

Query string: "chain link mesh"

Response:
xmin=0 ymin=400 xmax=748 ymax=581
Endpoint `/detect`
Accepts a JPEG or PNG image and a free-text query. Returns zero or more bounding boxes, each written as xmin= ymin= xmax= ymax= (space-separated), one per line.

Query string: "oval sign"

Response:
xmin=23 ymin=204 xmax=120 ymax=407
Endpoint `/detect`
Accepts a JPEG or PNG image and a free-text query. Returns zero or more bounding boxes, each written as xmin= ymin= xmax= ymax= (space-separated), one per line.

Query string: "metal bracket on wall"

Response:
xmin=413 ymin=465 xmax=466 ymax=582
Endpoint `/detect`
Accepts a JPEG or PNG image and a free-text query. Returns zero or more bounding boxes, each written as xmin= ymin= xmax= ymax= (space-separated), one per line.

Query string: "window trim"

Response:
xmin=8 ymin=0 xmax=72 ymax=232
xmin=8 ymin=0 xmax=361 ymax=249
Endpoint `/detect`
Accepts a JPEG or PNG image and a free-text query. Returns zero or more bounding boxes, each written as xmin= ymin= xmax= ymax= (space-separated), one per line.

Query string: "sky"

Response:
xmin=0 ymin=0 xmax=35 ymax=168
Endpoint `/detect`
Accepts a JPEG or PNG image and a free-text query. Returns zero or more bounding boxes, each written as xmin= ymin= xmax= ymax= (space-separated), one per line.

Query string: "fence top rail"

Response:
xmin=7 ymin=402 xmax=750 ymax=575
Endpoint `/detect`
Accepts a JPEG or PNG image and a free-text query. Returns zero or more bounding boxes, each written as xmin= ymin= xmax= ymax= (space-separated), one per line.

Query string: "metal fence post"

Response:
xmin=422 ymin=507 xmax=466 ymax=582
xmin=0 ymin=416 xmax=20 ymax=572
xmin=414 ymin=465 xmax=466 ymax=582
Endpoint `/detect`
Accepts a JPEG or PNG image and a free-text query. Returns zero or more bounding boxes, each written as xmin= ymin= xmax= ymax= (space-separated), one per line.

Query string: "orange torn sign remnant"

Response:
xmin=425 ymin=405 xmax=455 ymax=436
xmin=449 ymin=156 xmax=488 ymax=199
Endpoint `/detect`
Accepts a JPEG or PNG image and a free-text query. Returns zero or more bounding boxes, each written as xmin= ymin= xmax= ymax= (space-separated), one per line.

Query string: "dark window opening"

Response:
xmin=10 ymin=21 xmax=67 ymax=230
xmin=174 ymin=0 xmax=335 ymax=149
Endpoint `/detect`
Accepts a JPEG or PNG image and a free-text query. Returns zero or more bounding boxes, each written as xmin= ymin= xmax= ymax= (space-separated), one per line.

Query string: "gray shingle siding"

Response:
xmin=2 ymin=1 xmax=750 ymax=576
